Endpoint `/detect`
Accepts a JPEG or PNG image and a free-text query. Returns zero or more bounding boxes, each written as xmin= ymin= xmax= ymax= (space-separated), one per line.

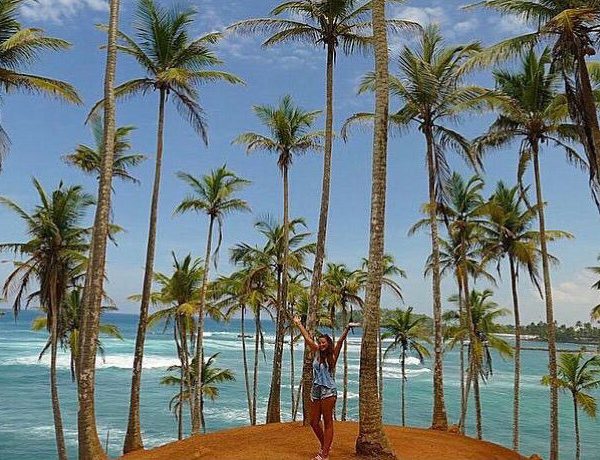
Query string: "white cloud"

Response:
xmin=453 ymin=18 xmax=479 ymax=35
xmin=494 ymin=14 xmax=533 ymax=36
xmin=392 ymin=6 xmax=448 ymax=27
xmin=525 ymin=271 xmax=599 ymax=325
xmin=21 ymin=0 xmax=108 ymax=24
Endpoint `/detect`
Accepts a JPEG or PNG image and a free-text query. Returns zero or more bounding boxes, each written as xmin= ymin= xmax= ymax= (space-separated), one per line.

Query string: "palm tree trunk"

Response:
xmin=173 ymin=319 xmax=183 ymax=440
xmin=473 ymin=373 xmax=482 ymax=440
xmin=532 ymin=142 xmax=559 ymax=460
xmin=572 ymin=392 xmax=580 ymax=460
xmin=290 ymin=302 xmax=296 ymax=420
xmin=241 ymin=305 xmax=252 ymax=424
xmin=178 ymin=373 xmax=183 ymax=440
xmin=304 ymin=41 xmax=336 ymax=425
xmin=379 ymin=328 xmax=384 ymax=407
xmin=252 ymin=308 xmax=261 ymax=425
xmin=123 ymin=87 xmax=167 ymax=454
xmin=293 ymin=380 xmax=303 ymax=421
xmin=425 ymin=124 xmax=448 ymax=431
xmin=200 ymin=394 xmax=206 ymax=433
xmin=77 ymin=1 xmax=119 ymax=458
xmin=50 ymin=302 xmax=68 ymax=460
xmin=180 ymin=319 xmax=194 ymax=425
xmin=355 ymin=2 xmax=395 ymax=457
xmin=459 ymin=270 xmax=476 ymax=433
xmin=575 ymin=50 xmax=600 ymax=183
xmin=267 ymin=165 xmax=290 ymax=423
xmin=456 ymin=273 xmax=466 ymax=427
xmin=192 ymin=215 xmax=215 ymax=434
xmin=509 ymin=256 xmax=521 ymax=451
xmin=401 ymin=348 xmax=406 ymax=427
xmin=341 ymin=307 xmax=348 ymax=421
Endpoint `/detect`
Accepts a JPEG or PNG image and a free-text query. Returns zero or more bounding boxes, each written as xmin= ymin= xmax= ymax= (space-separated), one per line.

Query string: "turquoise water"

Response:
xmin=1 ymin=310 xmax=598 ymax=459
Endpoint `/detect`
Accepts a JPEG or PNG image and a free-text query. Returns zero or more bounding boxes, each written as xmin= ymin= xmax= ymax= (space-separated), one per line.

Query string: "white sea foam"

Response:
xmin=0 ymin=353 xmax=179 ymax=370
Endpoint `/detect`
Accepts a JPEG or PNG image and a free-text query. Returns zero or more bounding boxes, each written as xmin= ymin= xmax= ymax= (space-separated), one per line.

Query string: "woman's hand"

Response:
xmin=293 ymin=315 xmax=302 ymax=327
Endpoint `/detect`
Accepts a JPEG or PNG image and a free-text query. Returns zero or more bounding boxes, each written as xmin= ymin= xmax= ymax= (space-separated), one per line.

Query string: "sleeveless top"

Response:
xmin=313 ymin=351 xmax=336 ymax=389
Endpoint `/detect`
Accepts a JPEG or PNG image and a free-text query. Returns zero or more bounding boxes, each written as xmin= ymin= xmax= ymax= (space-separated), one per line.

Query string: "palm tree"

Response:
xmin=382 ymin=307 xmax=431 ymax=427
xmin=32 ymin=289 xmax=123 ymax=383
xmin=542 ymin=353 xmax=600 ymax=460
xmin=348 ymin=25 xmax=494 ymax=431
xmin=1 ymin=179 xmax=94 ymax=460
xmin=355 ymin=0 xmax=394 ymax=457
xmin=321 ymin=263 xmax=364 ymax=420
xmin=360 ymin=254 xmax=405 ymax=406
xmin=234 ymin=96 xmax=322 ymax=423
xmin=411 ymin=172 xmax=492 ymax=428
xmin=446 ymin=289 xmax=514 ymax=439
xmin=95 ymin=0 xmax=243 ymax=451
xmin=64 ymin=114 xmax=145 ymax=185
xmin=473 ymin=48 xmax=579 ymax=457
xmin=229 ymin=0 xmax=417 ymax=423
xmin=588 ymin=255 xmax=600 ymax=321
xmin=231 ymin=216 xmax=315 ymax=422
xmin=141 ymin=252 xmax=205 ymax=436
xmin=175 ymin=165 xmax=250 ymax=433
xmin=229 ymin=244 xmax=279 ymax=426
xmin=484 ymin=181 xmax=569 ymax=450
xmin=468 ymin=0 xmax=600 ymax=208
xmin=212 ymin=268 xmax=272 ymax=425
xmin=0 ymin=0 xmax=81 ymax=171
xmin=76 ymin=0 xmax=121 ymax=458
xmin=161 ymin=353 xmax=235 ymax=433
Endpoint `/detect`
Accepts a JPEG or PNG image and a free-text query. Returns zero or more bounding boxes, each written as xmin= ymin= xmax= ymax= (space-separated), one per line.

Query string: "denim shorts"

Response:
xmin=311 ymin=384 xmax=337 ymax=401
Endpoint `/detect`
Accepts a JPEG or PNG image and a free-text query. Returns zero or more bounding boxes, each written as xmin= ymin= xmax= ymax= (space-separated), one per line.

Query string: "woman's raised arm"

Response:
xmin=293 ymin=315 xmax=319 ymax=352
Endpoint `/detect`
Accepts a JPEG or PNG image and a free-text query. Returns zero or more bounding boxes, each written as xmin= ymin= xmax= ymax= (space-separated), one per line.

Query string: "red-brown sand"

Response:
xmin=120 ymin=422 xmax=532 ymax=459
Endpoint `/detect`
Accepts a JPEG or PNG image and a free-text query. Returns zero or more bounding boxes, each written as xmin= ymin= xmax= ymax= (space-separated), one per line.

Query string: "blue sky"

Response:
xmin=1 ymin=0 xmax=599 ymax=324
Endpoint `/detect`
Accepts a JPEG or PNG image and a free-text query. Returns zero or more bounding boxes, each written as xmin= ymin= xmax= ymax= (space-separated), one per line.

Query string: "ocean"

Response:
xmin=1 ymin=310 xmax=598 ymax=459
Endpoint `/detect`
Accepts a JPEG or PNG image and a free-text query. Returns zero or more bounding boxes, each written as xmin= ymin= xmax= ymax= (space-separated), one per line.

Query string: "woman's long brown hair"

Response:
xmin=319 ymin=334 xmax=335 ymax=372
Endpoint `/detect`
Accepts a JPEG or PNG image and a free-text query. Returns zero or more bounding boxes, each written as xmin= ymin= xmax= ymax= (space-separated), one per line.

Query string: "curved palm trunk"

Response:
xmin=355 ymin=2 xmax=395 ymax=457
xmin=241 ymin=305 xmax=253 ymax=424
xmin=192 ymin=215 xmax=215 ymax=434
xmin=303 ymin=42 xmax=336 ymax=424
xmin=401 ymin=348 xmax=406 ymax=427
xmin=341 ymin=307 xmax=349 ymax=421
xmin=50 ymin=303 xmax=68 ymax=460
xmin=267 ymin=165 xmax=290 ymax=423
xmin=509 ymin=256 xmax=521 ymax=451
xmin=123 ymin=87 xmax=167 ymax=453
xmin=532 ymin=143 xmax=559 ymax=460
xmin=252 ymin=307 xmax=261 ymax=425
xmin=77 ymin=2 xmax=120 ymax=458
xmin=473 ymin=373 xmax=482 ymax=440
xmin=424 ymin=124 xmax=448 ymax=431
xmin=572 ymin=392 xmax=580 ymax=460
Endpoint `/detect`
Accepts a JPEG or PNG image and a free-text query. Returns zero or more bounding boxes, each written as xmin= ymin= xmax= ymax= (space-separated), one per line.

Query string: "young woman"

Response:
xmin=293 ymin=315 xmax=358 ymax=460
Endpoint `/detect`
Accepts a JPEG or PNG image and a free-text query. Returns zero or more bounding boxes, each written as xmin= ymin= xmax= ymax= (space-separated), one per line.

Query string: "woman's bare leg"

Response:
xmin=321 ymin=396 xmax=336 ymax=457
xmin=310 ymin=399 xmax=324 ymax=449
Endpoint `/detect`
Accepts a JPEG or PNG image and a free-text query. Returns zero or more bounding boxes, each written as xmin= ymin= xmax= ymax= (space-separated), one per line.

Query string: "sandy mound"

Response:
xmin=120 ymin=422 xmax=529 ymax=460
